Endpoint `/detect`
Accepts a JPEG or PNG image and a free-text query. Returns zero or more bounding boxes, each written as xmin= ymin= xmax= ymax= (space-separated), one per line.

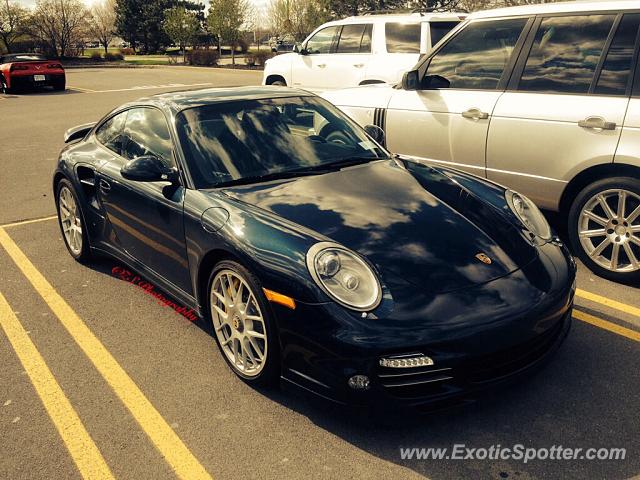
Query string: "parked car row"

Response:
xmin=266 ymin=0 xmax=640 ymax=283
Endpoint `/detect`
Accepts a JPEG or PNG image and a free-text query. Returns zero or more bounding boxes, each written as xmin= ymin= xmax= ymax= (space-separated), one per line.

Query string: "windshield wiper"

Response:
xmin=213 ymin=169 xmax=322 ymax=188
xmin=212 ymin=156 xmax=386 ymax=188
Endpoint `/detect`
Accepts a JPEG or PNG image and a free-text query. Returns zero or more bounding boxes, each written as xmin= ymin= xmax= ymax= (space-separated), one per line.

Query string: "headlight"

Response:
xmin=306 ymin=242 xmax=382 ymax=311
xmin=505 ymin=190 xmax=552 ymax=240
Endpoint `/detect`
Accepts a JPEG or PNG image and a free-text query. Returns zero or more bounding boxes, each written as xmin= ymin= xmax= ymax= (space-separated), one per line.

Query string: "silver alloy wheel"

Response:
xmin=210 ymin=269 xmax=268 ymax=377
xmin=578 ymin=188 xmax=640 ymax=272
xmin=58 ymin=185 xmax=83 ymax=255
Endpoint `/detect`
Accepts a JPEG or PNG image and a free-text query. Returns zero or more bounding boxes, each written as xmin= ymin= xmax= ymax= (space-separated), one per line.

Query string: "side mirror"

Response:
xmin=401 ymin=70 xmax=420 ymax=91
xmin=364 ymin=124 xmax=385 ymax=146
xmin=121 ymin=155 xmax=179 ymax=183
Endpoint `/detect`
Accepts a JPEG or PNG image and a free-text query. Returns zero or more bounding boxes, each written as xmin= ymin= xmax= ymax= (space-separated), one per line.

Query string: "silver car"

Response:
xmin=322 ymin=0 xmax=640 ymax=283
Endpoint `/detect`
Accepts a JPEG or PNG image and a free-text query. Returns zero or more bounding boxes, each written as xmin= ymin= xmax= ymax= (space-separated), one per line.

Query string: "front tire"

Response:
xmin=269 ymin=79 xmax=286 ymax=86
xmin=56 ymin=179 xmax=91 ymax=262
xmin=568 ymin=177 xmax=640 ymax=283
xmin=207 ymin=260 xmax=279 ymax=386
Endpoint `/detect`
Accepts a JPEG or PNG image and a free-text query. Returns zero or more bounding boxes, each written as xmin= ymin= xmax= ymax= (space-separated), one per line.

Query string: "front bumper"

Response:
xmin=275 ymin=241 xmax=576 ymax=409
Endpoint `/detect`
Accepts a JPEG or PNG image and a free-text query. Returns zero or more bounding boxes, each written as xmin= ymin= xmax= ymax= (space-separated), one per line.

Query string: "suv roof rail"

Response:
xmin=360 ymin=9 xmax=412 ymax=15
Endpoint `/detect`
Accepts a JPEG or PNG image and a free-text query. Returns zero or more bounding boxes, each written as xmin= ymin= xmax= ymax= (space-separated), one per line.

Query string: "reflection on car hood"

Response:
xmin=221 ymin=160 xmax=532 ymax=293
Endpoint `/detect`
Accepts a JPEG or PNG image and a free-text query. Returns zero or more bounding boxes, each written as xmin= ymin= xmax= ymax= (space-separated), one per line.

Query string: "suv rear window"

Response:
xmin=430 ymin=21 xmax=460 ymax=47
xmin=518 ymin=14 xmax=616 ymax=94
xmin=386 ymin=23 xmax=421 ymax=53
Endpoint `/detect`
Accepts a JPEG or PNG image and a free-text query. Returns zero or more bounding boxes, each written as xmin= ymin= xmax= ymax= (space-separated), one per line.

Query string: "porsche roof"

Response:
xmin=140 ymin=86 xmax=314 ymax=112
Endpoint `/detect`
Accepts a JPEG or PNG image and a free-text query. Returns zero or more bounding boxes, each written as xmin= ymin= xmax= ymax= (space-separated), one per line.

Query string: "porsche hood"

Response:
xmin=221 ymin=160 xmax=537 ymax=294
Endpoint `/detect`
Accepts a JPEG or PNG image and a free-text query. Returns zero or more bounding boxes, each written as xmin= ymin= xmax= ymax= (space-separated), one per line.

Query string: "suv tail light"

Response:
xmin=10 ymin=65 xmax=29 ymax=71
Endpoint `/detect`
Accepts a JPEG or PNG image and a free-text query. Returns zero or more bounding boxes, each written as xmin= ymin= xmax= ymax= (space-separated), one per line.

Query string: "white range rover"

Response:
xmin=322 ymin=0 xmax=640 ymax=283
xmin=262 ymin=12 xmax=465 ymax=90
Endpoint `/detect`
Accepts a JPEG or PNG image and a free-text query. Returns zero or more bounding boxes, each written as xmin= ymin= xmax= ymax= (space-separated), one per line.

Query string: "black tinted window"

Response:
xmin=337 ymin=24 xmax=372 ymax=53
xmin=96 ymin=112 xmax=127 ymax=154
xmin=429 ymin=21 xmax=460 ymax=47
xmin=122 ymin=108 xmax=174 ymax=167
xmin=424 ymin=18 xmax=527 ymax=90
xmin=386 ymin=23 xmax=421 ymax=53
xmin=518 ymin=15 xmax=615 ymax=94
xmin=306 ymin=26 xmax=338 ymax=54
xmin=176 ymin=97 xmax=386 ymax=189
xmin=595 ymin=14 xmax=640 ymax=96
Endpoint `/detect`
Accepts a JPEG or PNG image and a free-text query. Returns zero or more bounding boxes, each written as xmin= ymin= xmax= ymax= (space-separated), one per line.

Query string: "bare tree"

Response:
xmin=30 ymin=0 xmax=90 ymax=57
xmin=0 ymin=0 xmax=29 ymax=53
xmin=268 ymin=0 xmax=329 ymax=42
xmin=91 ymin=0 xmax=116 ymax=54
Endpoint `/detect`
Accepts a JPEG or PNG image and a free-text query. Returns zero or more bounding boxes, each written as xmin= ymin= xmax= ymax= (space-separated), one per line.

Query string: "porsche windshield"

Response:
xmin=176 ymin=96 xmax=388 ymax=188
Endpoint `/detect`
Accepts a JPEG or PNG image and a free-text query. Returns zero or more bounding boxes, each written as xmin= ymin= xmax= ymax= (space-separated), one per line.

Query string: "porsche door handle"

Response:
xmin=578 ymin=116 xmax=616 ymax=130
xmin=353 ymin=63 xmax=365 ymax=68
xmin=461 ymin=108 xmax=489 ymax=120
xmin=99 ymin=179 xmax=111 ymax=194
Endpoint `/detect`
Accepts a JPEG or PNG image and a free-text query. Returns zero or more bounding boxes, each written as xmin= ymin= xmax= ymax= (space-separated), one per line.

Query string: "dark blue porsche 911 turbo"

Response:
xmin=53 ymin=86 xmax=576 ymax=408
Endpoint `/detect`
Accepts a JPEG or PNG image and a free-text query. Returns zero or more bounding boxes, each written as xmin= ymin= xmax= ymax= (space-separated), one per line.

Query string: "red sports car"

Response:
xmin=0 ymin=53 xmax=65 ymax=93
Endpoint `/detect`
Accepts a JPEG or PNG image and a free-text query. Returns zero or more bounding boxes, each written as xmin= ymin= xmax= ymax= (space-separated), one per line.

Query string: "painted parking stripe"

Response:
xmin=0 ymin=227 xmax=214 ymax=480
xmin=68 ymin=82 xmax=212 ymax=94
xmin=576 ymin=288 xmax=640 ymax=319
xmin=1 ymin=214 xmax=57 ymax=229
xmin=574 ymin=309 xmax=640 ymax=342
xmin=0 ymin=291 xmax=114 ymax=479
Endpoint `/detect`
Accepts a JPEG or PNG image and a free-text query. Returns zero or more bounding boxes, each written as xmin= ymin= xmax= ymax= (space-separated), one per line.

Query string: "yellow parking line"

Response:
xmin=1 ymin=215 xmax=57 ymax=229
xmin=574 ymin=309 xmax=640 ymax=342
xmin=0 ymin=227 xmax=213 ymax=480
xmin=576 ymin=288 xmax=640 ymax=318
xmin=0 ymin=291 xmax=114 ymax=479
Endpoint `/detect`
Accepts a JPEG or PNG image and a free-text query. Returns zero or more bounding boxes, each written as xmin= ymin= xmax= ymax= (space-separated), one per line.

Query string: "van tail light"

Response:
xmin=10 ymin=64 xmax=29 ymax=71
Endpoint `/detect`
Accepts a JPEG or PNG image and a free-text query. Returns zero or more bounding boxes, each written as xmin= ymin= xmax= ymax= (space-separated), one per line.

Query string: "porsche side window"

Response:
xmin=423 ymin=18 xmax=527 ymax=90
xmin=121 ymin=108 xmax=175 ymax=167
xmin=95 ymin=111 xmax=127 ymax=154
xmin=518 ymin=15 xmax=616 ymax=94
xmin=306 ymin=26 xmax=339 ymax=54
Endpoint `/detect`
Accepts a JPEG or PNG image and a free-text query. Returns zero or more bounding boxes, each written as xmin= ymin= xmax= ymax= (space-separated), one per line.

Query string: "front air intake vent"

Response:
xmin=373 ymin=107 xmax=386 ymax=132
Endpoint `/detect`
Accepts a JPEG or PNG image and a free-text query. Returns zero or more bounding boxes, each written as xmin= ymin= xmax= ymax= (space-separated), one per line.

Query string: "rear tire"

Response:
xmin=207 ymin=260 xmax=280 ymax=387
xmin=0 ymin=76 xmax=10 ymax=94
xmin=568 ymin=177 xmax=640 ymax=284
xmin=53 ymin=78 xmax=66 ymax=91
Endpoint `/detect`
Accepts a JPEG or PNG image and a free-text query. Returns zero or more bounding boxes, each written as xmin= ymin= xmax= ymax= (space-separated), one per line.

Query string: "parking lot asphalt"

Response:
xmin=1 ymin=67 xmax=638 ymax=480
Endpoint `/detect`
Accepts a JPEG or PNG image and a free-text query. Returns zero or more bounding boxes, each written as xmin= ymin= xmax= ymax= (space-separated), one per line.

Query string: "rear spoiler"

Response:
xmin=64 ymin=122 xmax=95 ymax=143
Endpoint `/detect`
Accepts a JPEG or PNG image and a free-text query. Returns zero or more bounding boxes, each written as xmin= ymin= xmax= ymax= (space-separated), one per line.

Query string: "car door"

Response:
xmin=487 ymin=12 xmax=637 ymax=210
xmin=327 ymin=23 xmax=373 ymax=87
xmin=291 ymin=25 xmax=339 ymax=89
xmin=385 ymin=17 xmax=531 ymax=177
xmin=96 ymin=107 xmax=192 ymax=294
